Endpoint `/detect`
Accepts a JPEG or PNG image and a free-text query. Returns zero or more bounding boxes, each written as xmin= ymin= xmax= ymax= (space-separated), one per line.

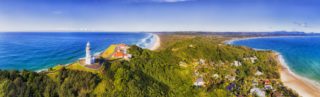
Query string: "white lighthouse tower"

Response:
xmin=85 ymin=42 xmax=94 ymax=65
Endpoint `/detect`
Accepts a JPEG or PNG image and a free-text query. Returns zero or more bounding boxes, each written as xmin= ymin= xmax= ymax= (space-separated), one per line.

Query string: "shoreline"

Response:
xmin=37 ymin=33 xmax=161 ymax=72
xmin=149 ymin=33 xmax=161 ymax=51
xmin=225 ymin=35 xmax=320 ymax=45
xmin=227 ymin=37 xmax=320 ymax=97
xmin=275 ymin=52 xmax=320 ymax=97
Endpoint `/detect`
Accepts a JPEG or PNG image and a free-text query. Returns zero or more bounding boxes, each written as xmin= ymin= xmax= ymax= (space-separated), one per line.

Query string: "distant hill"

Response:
xmin=155 ymin=31 xmax=320 ymax=37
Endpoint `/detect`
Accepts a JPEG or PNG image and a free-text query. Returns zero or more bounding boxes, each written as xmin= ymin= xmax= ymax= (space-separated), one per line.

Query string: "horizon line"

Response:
xmin=0 ymin=30 xmax=315 ymax=33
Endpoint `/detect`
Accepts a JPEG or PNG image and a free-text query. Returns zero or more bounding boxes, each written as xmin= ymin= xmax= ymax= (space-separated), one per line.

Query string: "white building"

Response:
xmin=212 ymin=74 xmax=219 ymax=79
xmin=194 ymin=77 xmax=205 ymax=86
xmin=199 ymin=59 xmax=206 ymax=65
xmin=255 ymin=71 xmax=263 ymax=76
xmin=85 ymin=42 xmax=95 ymax=65
xmin=225 ymin=75 xmax=236 ymax=81
xmin=232 ymin=61 xmax=242 ymax=67
xmin=244 ymin=56 xmax=258 ymax=63
xmin=250 ymin=87 xmax=266 ymax=97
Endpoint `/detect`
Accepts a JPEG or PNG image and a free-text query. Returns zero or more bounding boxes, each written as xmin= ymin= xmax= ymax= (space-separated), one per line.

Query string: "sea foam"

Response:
xmin=136 ymin=33 xmax=156 ymax=49
xmin=229 ymin=36 xmax=320 ymax=90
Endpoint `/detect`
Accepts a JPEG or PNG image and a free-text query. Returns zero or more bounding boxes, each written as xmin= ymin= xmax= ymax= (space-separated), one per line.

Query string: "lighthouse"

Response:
xmin=85 ymin=42 xmax=94 ymax=65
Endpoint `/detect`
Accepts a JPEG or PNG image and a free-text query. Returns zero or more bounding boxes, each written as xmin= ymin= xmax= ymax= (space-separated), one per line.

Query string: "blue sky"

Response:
xmin=0 ymin=0 xmax=319 ymax=32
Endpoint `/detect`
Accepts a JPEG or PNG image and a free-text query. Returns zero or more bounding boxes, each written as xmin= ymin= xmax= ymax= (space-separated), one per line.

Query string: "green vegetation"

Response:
xmin=65 ymin=62 xmax=101 ymax=74
xmin=101 ymin=44 xmax=117 ymax=59
xmin=0 ymin=35 xmax=299 ymax=97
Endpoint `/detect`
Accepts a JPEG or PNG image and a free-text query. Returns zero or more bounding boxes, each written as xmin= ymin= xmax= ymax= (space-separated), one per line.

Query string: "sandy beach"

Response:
xmin=227 ymin=37 xmax=320 ymax=97
xmin=149 ymin=33 xmax=161 ymax=51
xmin=276 ymin=53 xmax=320 ymax=97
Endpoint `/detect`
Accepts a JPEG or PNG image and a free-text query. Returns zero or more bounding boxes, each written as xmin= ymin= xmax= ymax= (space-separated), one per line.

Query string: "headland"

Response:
xmin=0 ymin=32 xmax=310 ymax=97
xmin=227 ymin=36 xmax=320 ymax=97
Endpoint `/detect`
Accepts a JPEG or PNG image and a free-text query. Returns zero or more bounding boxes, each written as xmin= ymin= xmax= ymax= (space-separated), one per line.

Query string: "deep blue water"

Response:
xmin=0 ymin=32 xmax=154 ymax=71
xmin=231 ymin=36 xmax=320 ymax=83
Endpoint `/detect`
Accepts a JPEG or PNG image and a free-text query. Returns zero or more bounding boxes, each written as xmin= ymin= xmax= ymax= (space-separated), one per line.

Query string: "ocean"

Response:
xmin=230 ymin=36 xmax=320 ymax=85
xmin=0 ymin=32 xmax=156 ymax=71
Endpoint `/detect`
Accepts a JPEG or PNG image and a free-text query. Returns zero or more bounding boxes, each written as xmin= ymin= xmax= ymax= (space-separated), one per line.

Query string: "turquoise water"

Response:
xmin=231 ymin=36 xmax=320 ymax=83
xmin=0 ymin=32 xmax=155 ymax=71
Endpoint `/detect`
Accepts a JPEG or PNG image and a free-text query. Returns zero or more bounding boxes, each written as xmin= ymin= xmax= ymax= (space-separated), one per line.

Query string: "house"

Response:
xmin=118 ymin=44 xmax=129 ymax=50
xmin=250 ymin=87 xmax=266 ymax=97
xmin=264 ymin=79 xmax=271 ymax=85
xmin=193 ymin=77 xmax=205 ymax=86
xmin=111 ymin=44 xmax=132 ymax=60
xmin=226 ymin=83 xmax=236 ymax=91
xmin=265 ymin=85 xmax=273 ymax=90
xmin=225 ymin=75 xmax=235 ymax=81
xmin=212 ymin=74 xmax=219 ymax=79
xmin=264 ymin=79 xmax=273 ymax=90
xmin=244 ymin=56 xmax=258 ymax=63
xmin=113 ymin=50 xmax=125 ymax=58
xmin=199 ymin=59 xmax=206 ymax=65
xmin=232 ymin=61 xmax=242 ymax=67
xmin=255 ymin=71 xmax=263 ymax=76
xmin=124 ymin=54 xmax=132 ymax=60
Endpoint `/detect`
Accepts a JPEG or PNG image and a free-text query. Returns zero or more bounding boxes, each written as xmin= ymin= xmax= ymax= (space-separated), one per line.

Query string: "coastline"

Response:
xmin=37 ymin=33 xmax=161 ymax=72
xmin=225 ymin=35 xmax=320 ymax=45
xmin=149 ymin=33 xmax=161 ymax=51
xmin=227 ymin=37 xmax=320 ymax=97
xmin=275 ymin=52 xmax=320 ymax=97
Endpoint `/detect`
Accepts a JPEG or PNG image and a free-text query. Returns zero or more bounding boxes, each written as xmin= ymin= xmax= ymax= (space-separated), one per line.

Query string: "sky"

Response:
xmin=0 ymin=0 xmax=320 ymax=32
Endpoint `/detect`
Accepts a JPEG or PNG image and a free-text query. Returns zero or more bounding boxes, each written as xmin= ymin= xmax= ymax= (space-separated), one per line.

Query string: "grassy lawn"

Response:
xmin=66 ymin=61 xmax=100 ymax=74
xmin=46 ymin=65 xmax=65 ymax=82
xmin=46 ymin=44 xmax=117 ymax=81
xmin=47 ymin=61 xmax=101 ymax=81
xmin=101 ymin=44 xmax=117 ymax=59
xmin=51 ymin=65 xmax=64 ymax=71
